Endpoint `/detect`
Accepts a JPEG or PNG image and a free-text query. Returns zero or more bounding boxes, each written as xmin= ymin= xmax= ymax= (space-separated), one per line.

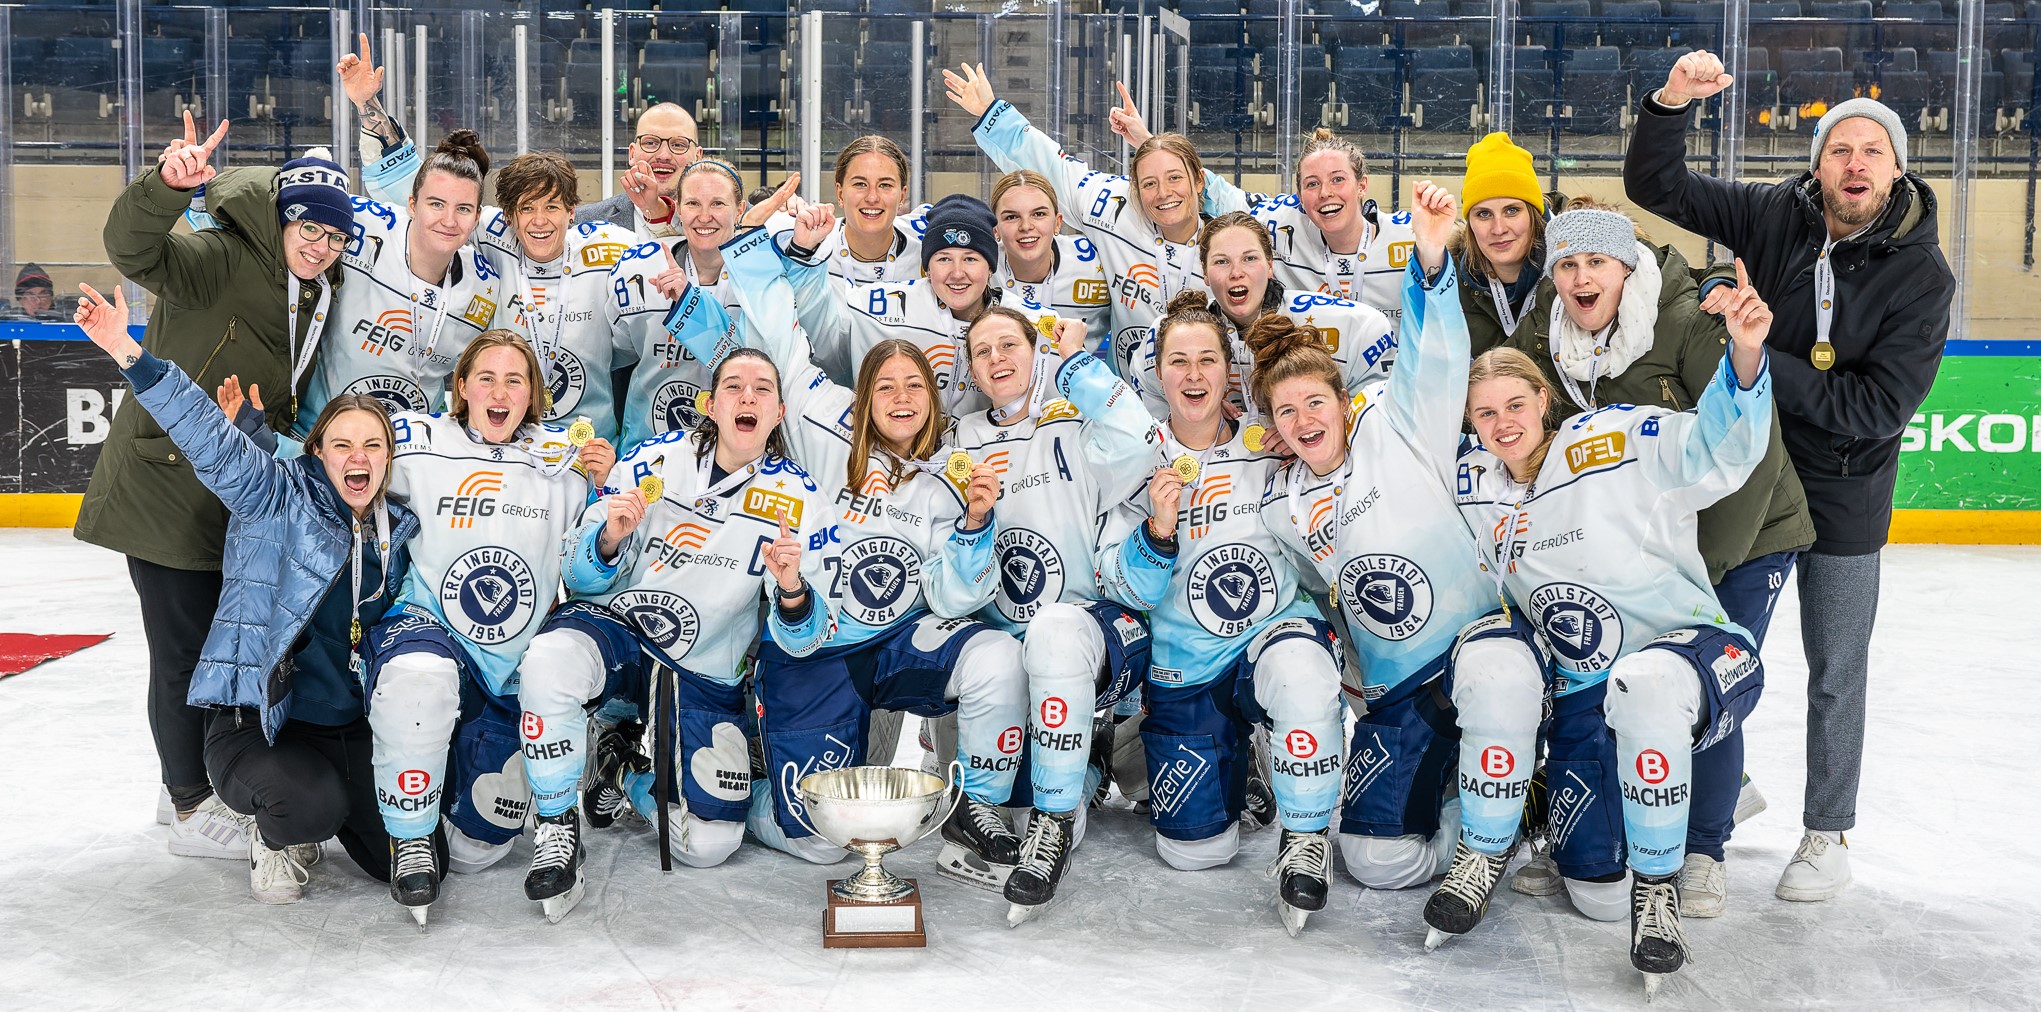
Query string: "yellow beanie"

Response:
xmin=1461 ymin=133 xmax=1544 ymax=219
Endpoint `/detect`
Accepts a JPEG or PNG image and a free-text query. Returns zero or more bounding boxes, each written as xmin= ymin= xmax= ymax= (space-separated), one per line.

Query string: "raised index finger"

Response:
xmin=1117 ymin=80 xmax=1135 ymax=111
xmin=358 ymin=31 xmax=373 ymax=63
xmin=778 ymin=510 xmax=793 ymax=540
xmin=1734 ymin=257 xmax=1749 ymax=289
xmin=182 ymin=108 xmax=198 ymax=146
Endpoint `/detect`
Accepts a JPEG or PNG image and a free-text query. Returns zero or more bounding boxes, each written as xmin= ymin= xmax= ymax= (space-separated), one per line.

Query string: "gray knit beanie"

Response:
xmin=1543 ymin=209 xmax=1639 ymax=277
xmin=1810 ymin=98 xmax=1908 ymax=172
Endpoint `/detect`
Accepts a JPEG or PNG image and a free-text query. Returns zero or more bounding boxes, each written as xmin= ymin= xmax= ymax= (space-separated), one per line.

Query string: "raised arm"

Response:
xmin=105 ymin=113 xmax=236 ymax=305
xmin=1381 ymin=181 xmax=1473 ymax=476
xmin=947 ymin=63 xmax=1095 ymax=219
xmin=1623 ymin=50 xmax=1784 ymax=252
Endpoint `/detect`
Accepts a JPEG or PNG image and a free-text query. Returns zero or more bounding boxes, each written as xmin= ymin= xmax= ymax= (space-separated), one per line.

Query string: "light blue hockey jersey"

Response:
xmin=1455 ymin=352 xmax=1774 ymax=696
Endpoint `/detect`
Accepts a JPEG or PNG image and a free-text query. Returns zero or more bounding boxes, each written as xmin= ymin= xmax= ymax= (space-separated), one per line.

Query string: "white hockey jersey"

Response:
xmin=1262 ymin=261 xmax=1497 ymax=702
xmin=660 ymin=229 xmax=1001 ymax=647
xmin=385 ymin=411 xmax=596 ymax=696
xmin=952 ymin=351 xmax=1160 ymax=633
xmin=1455 ymin=353 xmax=1773 ymax=696
xmin=1098 ymin=424 xmax=1316 ymax=688
xmin=1130 ymin=286 xmax=1398 ymax=420
xmin=300 ymin=196 xmax=506 ymax=429
xmin=993 ymin=234 xmax=1113 ymax=362
xmin=608 ymin=237 xmax=755 ymax=453
xmin=972 ymin=100 xmax=1206 ymax=390
xmin=1251 ymin=196 xmax=1417 ymax=326
xmin=561 ymin=435 xmax=833 ymax=682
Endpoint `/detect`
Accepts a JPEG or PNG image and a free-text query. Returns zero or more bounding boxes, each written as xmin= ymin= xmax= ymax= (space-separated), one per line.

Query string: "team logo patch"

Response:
xmin=580 ymin=242 xmax=628 ymax=270
xmin=463 ymin=295 xmax=497 ymax=327
xmin=651 ymin=377 xmax=706 ymax=433
xmin=1037 ymin=399 xmax=1081 ymax=424
xmin=546 ymin=346 xmax=588 ymax=416
xmin=1338 ymin=553 xmax=1434 ymax=641
xmin=609 ymin=589 xmax=701 ymax=657
xmin=838 ymin=536 xmax=922 ymax=627
xmin=1072 ymin=278 xmax=1109 ymax=305
xmin=1530 ymin=582 xmax=1622 ymax=673
xmin=1186 ymin=545 xmax=1279 ymax=637
xmin=1149 ymin=741 xmax=1212 ymax=816
xmin=342 ymin=374 xmax=430 ymax=413
xmin=439 ymin=547 xmax=539 ymax=645
xmin=994 ymin=528 xmax=1065 ymax=624
xmin=1565 ymin=431 xmax=1626 ymax=473
xmin=943 ymin=227 xmax=971 ymax=247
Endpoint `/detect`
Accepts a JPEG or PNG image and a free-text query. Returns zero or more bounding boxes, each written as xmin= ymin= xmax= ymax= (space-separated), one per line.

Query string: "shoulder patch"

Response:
xmin=463 ymin=295 xmax=496 ymax=327
xmin=579 ymin=242 xmax=628 ymax=270
xmin=1344 ymin=391 xmax=1369 ymax=440
xmin=1564 ymin=431 xmax=1627 ymax=473
xmin=1038 ymin=399 xmax=1082 ymax=424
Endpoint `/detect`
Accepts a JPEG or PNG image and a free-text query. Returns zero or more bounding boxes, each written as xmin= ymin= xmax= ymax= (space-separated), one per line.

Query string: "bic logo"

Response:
xmin=438 ymin=471 xmax=504 ymax=528
xmin=1566 ymin=432 xmax=1626 ymax=473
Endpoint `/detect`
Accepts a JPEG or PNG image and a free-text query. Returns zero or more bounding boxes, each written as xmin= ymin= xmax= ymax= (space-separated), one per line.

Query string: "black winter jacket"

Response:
xmin=1624 ymin=95 xmax=1953 ymax=555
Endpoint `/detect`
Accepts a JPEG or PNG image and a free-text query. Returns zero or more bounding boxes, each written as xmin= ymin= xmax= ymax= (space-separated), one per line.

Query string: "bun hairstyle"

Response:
xmin=1295 ymin=128 xmax=1368 ymax=190
xmin=1243 ymin=312 xmax=1340 ymax=419
xmin=694 ymin=347 xmax=791 ymax=466
xmin=1155 ymin=288 xmax=1229 ymax=362
xmin=414 ymin=129 xmax=490 ymax=201
xmin=848 ymin=340 xmax=947 ymax=492
xmin=833 ymin=135 xmax=910 ymax=188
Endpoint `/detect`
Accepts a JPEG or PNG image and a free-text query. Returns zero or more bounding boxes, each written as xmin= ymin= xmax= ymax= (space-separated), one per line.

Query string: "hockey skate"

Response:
xmin=524 ymin=808 xmax=587 ymax=923
xmin=1087 ymin=715 xmax=1115 ymax=808
xmin=1630 ymin=870 xmax=1691 ymax=1001
xmin=583 ymin=720 xmax=650 ymax=831
xmin=389 ymin=835 xmax=438 ymax=927
xmin=936 ymin=797 xmax=1020 ymax=891
xmin=1005 ymin=809 xmax=1074 ymax=926
xmin=1242 ymin=728 xmax=1277 ymax=832
xmin=1270 ymin=827 xmax=1330 ymax=937
xmin=1423 ymin=839 xmax=1519 ymax=951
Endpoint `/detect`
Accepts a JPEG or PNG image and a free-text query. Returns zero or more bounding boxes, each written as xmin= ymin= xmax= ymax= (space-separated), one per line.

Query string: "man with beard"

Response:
xmin=574 ymin=102 xmax=702 ymax=236
xmin=1623 ymin=50 xmax=1951 ymax=906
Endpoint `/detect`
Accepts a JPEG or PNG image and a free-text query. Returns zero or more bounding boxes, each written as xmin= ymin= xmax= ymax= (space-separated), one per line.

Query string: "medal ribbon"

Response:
xmin=285 ymin=274 xmax=333 ymax=393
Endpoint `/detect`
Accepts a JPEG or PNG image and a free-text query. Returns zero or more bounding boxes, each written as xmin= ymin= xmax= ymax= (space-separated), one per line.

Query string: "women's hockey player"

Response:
xmin=359 ymin=330 xmax=615 ymax=924
xmin=1456 ymin=260 xmax=1777 ymax=996
xmin=655 ymin=210 xmax=1032 ymax=877
xmin=1250 ymin=183 xmax=1550 ymax=947
xmin=990 ymin=170 xmax=1112 ymax=359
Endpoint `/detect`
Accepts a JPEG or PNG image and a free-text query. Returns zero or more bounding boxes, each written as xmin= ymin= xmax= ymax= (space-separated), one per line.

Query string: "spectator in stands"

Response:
xmin=73 ymin=112 xmax=353 ymax=863
xmin=11 ymin=264 xmax=59 ymax=319
xmin=1626 ymin=50 xmax=1952 ymax=905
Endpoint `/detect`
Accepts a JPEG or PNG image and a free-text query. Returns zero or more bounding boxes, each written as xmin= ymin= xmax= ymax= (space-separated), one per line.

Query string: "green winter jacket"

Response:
xmin=75 ymin=166 xmax=340 ymax=570
xmin=1504 ymin=242 xmax=1816 ymax=585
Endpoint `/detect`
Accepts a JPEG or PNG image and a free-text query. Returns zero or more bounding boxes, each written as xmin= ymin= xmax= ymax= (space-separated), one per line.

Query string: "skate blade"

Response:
xmin=407 ymin=903 xmax=430 ymax=928
xmin=1424 ymin=927 xmax=1456 ymax=952
xmin=1006 ymin=898 xmax=1053 ymax=928
xmin=936 ymin=843 xmax=1014 ymax=892
xmin=540 ymin=878 xmax=586 ymax=924
xmin=1279 ymin=902 xmax=1310 ymax=938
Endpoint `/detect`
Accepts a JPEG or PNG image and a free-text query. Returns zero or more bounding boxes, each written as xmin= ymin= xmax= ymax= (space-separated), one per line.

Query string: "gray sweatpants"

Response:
xmin=1797 ymin=550 xmax=1882 ymax=832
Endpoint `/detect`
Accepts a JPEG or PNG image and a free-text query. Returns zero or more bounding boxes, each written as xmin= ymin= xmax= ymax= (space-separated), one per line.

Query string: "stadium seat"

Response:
xmin=1179 ymin=0 xmax=1245 ymax=47
xmin=1780 ymin=49 xmax=1856 ymax=129
xmin=1747 ymin=1 xmax=1805 ymax=19
xmin=1332 ymin=44 xmax=1405 ymax=130
xmin=1808 ymin=1 xmax=1875 ymax=52
xmin=1927 ymin=49 xmax=2005 ymax=130
xmin=639 ymin=40 xmax=712 ymax=111
xmin=1409 ymin=44 xmax=1480 ymax=132
xmin=1567 ymin=45 xmax=1630 ymax=133
xmin=1514 ymin=44 xmax=1557 ymax=125
xmin=1600 ymin=1 xmax=1670 ymax=51
xmin=1667 ymin=1 xmax=1726 ymax=50
xmin=1867 ymin=46 xmax=1935 ymax=130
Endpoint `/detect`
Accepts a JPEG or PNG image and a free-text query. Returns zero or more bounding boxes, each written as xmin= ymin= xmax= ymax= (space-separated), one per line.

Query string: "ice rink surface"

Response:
xmin=2 ymin=528 xmax=2037 ymax=1011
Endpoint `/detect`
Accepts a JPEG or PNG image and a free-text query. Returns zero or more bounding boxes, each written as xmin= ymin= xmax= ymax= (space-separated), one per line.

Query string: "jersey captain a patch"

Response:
xmin=1530 ymin=581 xmax=1622 ymax=673
xmin=1338 ymin=553 xmax=1434 ymax=641
xmin=441 ymin=546 xmax=539 ymax=645
xmin=995 ymin=527 xmax=1064 ymax=623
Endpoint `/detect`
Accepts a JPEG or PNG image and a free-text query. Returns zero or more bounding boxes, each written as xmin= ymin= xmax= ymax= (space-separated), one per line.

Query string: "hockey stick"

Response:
xmin=654 ymin=660 xmax=674 ymax=872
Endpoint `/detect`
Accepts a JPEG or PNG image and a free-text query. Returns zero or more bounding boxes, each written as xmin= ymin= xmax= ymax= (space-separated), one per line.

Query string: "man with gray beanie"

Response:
xmin=1623 ymin=50 xmax=1952 ymax=904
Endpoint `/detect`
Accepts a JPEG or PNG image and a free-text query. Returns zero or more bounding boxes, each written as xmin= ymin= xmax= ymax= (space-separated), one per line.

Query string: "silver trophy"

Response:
xmin=788 ymin=761 xmax=961 ymax=947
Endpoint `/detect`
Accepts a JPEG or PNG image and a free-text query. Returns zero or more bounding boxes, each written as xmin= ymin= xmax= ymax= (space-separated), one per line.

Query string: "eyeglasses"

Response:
xmin=296 ymin=220 xmax=351 ymax=252
xmin=633 ymin=134 xmax=699 ymax=155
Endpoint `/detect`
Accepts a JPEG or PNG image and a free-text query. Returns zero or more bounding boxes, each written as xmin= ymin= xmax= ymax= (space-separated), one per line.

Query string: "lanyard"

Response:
xmin=1223 ymin=317 xmax=1264 ymax=427
xmin=1286 ymin=455 xmax=1351 ymax=555
xmin=407 ymin=276 xmax=453 ymax=362
xmin=516 ymin=247 xmax=572 ymax=387
xmin=1810 ymin=232 xmax=1855 ymax=371
xmin=1327 ymin=215 xmax=1374 ymax=300
xmin=348 ymin=502 xmax=392 ymax=647
xmin=1486 ymin=487 xmax=1532 ymax=623
xmin=285 ymin=274 xmax=333 ymax=393
xmin=1487 ymin=275 xmax=1536 ymax=337
xmin=464 ymin=424 xmax=585 ymax=478
xmin=1548 ymin=299 xmax=1616 ymax=411
xmin=694 ymin=452 xmax=762 ymax=503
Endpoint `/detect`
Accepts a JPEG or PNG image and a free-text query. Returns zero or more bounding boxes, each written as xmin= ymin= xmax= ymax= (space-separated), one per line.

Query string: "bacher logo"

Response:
xmin=438 ymin=471 xmax=504 ymax=528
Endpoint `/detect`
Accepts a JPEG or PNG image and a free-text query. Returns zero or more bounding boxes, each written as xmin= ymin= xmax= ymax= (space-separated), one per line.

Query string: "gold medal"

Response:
xmin=1034 ymin=314 xmax=1060 ymax=344
xmin=1243 ymin=424 xmax=1266 ymax=453
xmin=1171 ymin=454 xmax=1200 ymax=483
xmin=944 ymin=451 xmax=974 ymax=483
xmin=695 ymin=389 xmax=712 ymax=416
xmin=639 ymin=474 xmax=665 ymax=503
xmin=566 ymin=416 xmax=595 ymax=447
xmin=1810 ymin=341 xmax=1836 ymax=371
xmin=350 ymin=619 xmax=362 ymax=647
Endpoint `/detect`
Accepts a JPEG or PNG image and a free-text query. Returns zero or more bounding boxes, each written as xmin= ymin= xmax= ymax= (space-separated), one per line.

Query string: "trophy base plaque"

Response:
xmin=823 ymin=878 xmax=926 ymax=948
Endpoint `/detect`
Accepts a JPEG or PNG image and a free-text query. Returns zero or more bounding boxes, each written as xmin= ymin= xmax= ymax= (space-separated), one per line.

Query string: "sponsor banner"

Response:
xmin=1 ymin=330 xmax=130 ymax=494
xmin=1898 ymin=355 xmax=2041 ymax=511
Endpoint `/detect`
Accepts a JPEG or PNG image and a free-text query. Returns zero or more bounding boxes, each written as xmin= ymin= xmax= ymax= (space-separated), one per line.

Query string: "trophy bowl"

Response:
xmin=793 ymin=763 xmax=960 ymax=904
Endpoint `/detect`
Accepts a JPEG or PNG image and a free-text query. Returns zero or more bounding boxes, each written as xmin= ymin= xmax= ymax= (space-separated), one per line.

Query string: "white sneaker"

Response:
xmin=1776 ymin=830 xmax=1852 ymax=901
xmin=249 ymin=826 xmax=309 ymax=904
xmin=1679 ymin=852 xmax=1727 ymax=918
xmin=168 ymin=794 xmax=253 ymax=859
xmin=1510 ymin=846 xmax=1564 ymax=897
xmin=1734 ymin=774 xmax=1767 ymax=825
xmin=155 ymin=787 xmax=174 ymax=826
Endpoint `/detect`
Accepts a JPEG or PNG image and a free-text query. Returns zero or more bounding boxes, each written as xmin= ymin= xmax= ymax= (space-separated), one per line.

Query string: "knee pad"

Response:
xmin=1155 ymin=823 xmax=1240 ymax=871
xmin=1565 ymin=873 xmax=1630 ymax=922
xmin=671 ymin=809 xmax=746 ymax=869
xmin=517 ymin=628 xmax=606 ymax=716
xmin=370 ymin=654 xmax=460 ymax=748
xmin=1450 ymin=639 xmax=1545 ymax=734
xmin=447 ymin=822 xmax=517 ymax=875
xmin=1603 ymin=649 xmax=1703 ymax=738
xmin=1339 ymin=832 xmax=1438 ymax=890
xmin=1021 ymin=603 xmax=1106 ymax=691
xmin=952 ymin=630 xmax=1027 ymax=710
xmin=1248 ymin=636 xmax=1342 ymax=724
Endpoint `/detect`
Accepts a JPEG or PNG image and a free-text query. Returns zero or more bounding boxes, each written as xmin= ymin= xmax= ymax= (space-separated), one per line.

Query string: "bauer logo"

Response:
xmin=741 ymin=488 xmax=804 ymax=528
xmin=1339 ymin=553 xmax=1434 ymax=641
xmin=439 ymin=547 xmax=538 ymax=645
xmin=1565 ymin=432 xmax=1626 ymax=473
xmin=1530 ymin=582 xmax=1622 ymax=673
xmin=993 ymin=528 xmax=1065 ymax=623
xmin=437 ymin=471 xmax=503 ymax=529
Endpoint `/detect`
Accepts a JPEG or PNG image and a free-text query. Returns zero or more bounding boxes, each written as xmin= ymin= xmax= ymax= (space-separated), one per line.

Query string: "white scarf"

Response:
xmin=1548 ymin=241 xmax=1662 ymax=401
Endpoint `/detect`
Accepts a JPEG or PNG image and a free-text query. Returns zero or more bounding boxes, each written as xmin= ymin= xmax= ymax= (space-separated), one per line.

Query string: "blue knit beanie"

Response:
xmin=276 ymin=147 xmax=355 ymax=234
xmin=921 ymin=194 xmax=999 ymax=270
